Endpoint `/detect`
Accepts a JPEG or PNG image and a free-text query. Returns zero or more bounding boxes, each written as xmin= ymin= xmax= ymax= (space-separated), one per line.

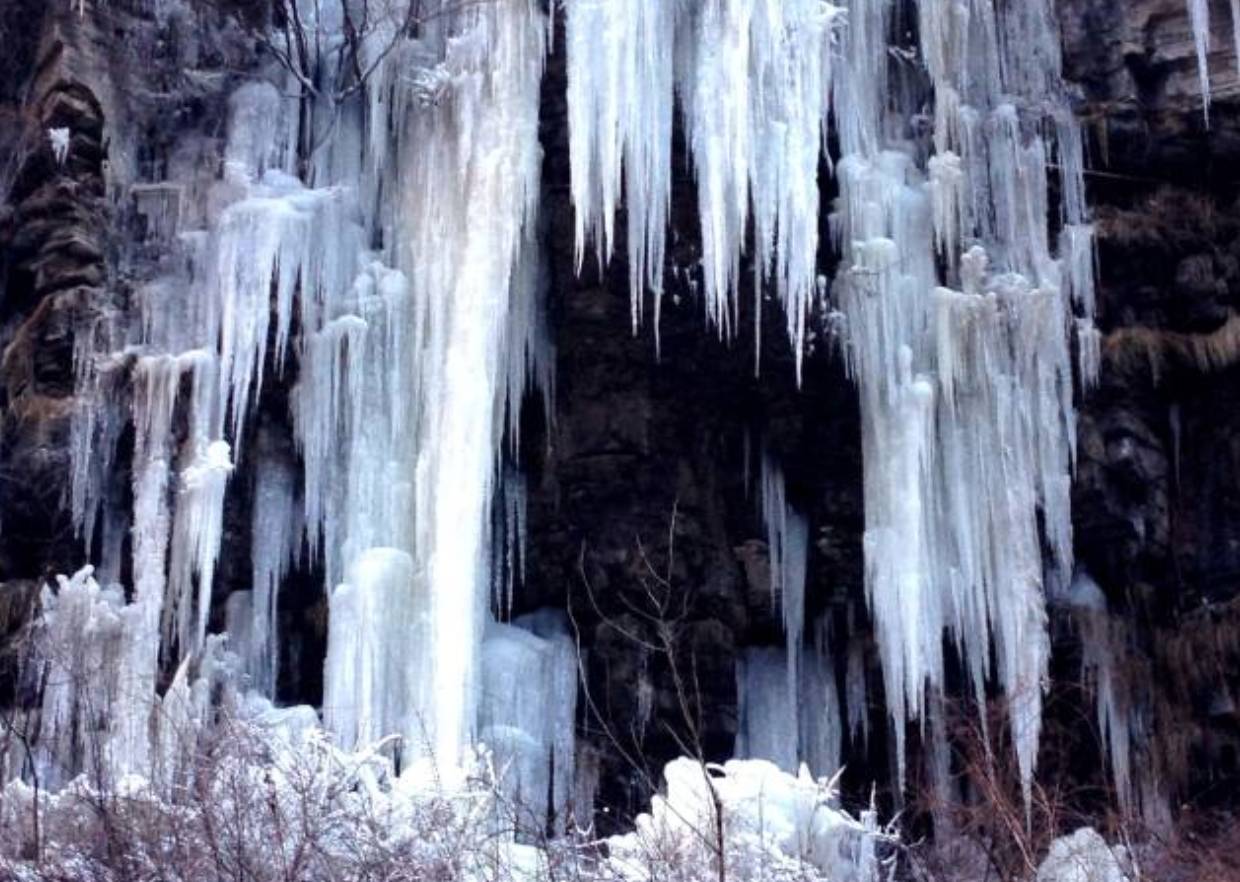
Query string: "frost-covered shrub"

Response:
xmin=1 ymin=716 xmax=889 ymax=882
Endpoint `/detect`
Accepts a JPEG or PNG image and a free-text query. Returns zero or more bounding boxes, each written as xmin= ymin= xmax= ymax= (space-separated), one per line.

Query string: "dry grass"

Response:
xmin=1103 ymin=313 xmax=1240 ymax=382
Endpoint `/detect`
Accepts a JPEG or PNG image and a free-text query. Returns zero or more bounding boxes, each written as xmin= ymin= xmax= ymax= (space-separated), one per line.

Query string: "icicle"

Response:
xmin=166 ymin=352 xmax=233 ymax=659
xmin=493 ymin=468 xmax=528 ymax=620
xmin=845 ymin=638 xmax=871 ymax=748
xmin=800 ymin=632 xmax=844 ymax=780
xmin=1077 ymin=318 xmax=1102 ymax=390
xmin=248 ymin=437 xmax=298 ymax=696
xmin=565 ymin=0 xmax=675 ymax=334
xmin=1232 ymin=0 xmax=1240 ymax=77
xmin=1067 ymin=571 xmax=1135 ymax=816
xmin=735 ymin=647 xmax=799 ymax=772
xmin=565 ymin=0 xmax=838 ymax=369
xmin=760 ymin=453 xmax=809 ymax=714
xmin=1187 ymin=0 xmax=1213 ymax=122
xmin=48 ymin=127 xmax=70 ymax=165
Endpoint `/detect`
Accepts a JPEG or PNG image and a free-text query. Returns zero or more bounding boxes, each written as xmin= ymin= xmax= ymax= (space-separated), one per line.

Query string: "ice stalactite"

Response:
xmin=566 ymin=0 xmax=675 ymax=338
xmin=1232 ymin=0 xmax=1240 ymax=77
xmin=565 ymin=0 xmax=840 ymax=373
xmin=760 ymin=454 xmax=809 ymax=717
xmin=246 ymin=437 xmax=298 ymax=697
xmin=493 ymin=468 xmax=529 ymax=621
xmin=1065 ymin=572 xmax=1169 ymax=827
xmin=1187 ymin=0 xmax=1213 ymax=121
xmin=802 ymin=624 xmax=844 ymax=781
xmin=1067 ymin=573 xmax=1133 ymax=816
xmin=845 ymin=638 xmax=871 ymax=750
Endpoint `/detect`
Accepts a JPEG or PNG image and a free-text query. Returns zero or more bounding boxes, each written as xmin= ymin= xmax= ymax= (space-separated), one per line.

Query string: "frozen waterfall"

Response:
xmin=23 ymin=0 xmax=1110 ymax=843
xmin=565 ymin=0 xmax=1093 ymax=806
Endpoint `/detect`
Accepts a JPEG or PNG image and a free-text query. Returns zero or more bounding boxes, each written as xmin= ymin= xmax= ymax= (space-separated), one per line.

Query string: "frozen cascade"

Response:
xmin=563 ymin=0 xmax=1095 ymax=807
xmin=33 ymin=0 xmax=1108 ymax=841
xmin=391 ymin=0 xmax=549 ymax=764
xmin=57 ymin=0 xmax=554 ymax=785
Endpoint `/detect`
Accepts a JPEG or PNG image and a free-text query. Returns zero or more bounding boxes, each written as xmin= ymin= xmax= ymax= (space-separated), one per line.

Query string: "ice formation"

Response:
xmin=23 ymin=0 xmax=1122 ymax=854
xmin=1188 ymin=0 xmax=1213 ymax=120
xmin=606 ymin=758 xmax=882 ymax=882
xmin=60 ymin=0 xmax=554 ymax=791
xmin=47 ymin=127 xmax=70 ymax=165
xmin=736 ymin=641 xmax=843 ymax=780
xmin=1065 ymin=572 xmax=1168 ymax=826
xmin=760 ymin=454 xmax=809 ymax=708
xmin=566 ymin=0 xmax=840 ymax=372
xmin=479 ymin=611 xmax=579 ymax=833
xmin=561 ymin=0 xmax=1097 ymax=809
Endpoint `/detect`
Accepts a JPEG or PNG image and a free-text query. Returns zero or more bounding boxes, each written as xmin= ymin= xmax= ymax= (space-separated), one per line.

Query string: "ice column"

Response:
xmin=479 ymin=611 xmax=579 ymax=832
xmin=392 ymin=0 xmax=549 ymax=765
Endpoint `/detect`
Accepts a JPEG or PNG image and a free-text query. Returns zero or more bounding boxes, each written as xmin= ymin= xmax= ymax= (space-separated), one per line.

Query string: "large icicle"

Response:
xmin=1187 ymin=0 xmax=1213 ymax=120
xmin=246 ymin=435 xmax=298 ymax=696
xmin=566 ymin=0 xmax=676 ymax=335
xmin=389 ymin=0 xmax=550 ymax=765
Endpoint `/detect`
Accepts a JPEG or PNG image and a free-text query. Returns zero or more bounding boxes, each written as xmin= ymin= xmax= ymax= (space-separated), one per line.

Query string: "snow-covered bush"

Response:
xmin=1 ymin=712 xmax=889 ymax=882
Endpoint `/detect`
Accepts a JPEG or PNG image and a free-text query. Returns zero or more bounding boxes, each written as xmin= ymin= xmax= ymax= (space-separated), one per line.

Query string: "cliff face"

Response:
xmin=2 ymin=0 xmax=1239 ymax=830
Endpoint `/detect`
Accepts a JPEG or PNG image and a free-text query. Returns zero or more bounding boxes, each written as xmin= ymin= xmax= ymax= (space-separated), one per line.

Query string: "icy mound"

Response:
xmin=606 ymin=758 xmax=883 ymax=882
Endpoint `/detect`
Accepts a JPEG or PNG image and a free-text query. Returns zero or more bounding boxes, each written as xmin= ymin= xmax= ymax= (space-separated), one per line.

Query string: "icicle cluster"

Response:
xmin=566 ymin=0 xmax=840 ymax=372
xmin=566 ymin=0 xmax=1098 ymax=805
xmin=41 ymin=0 xmax=1118 ymax=832
xmin=61 ymin=0 xmax=555 ymax=788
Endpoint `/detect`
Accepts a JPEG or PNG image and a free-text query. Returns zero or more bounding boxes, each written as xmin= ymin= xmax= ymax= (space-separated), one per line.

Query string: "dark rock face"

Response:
xmin=1060 ymin=0 xmax=1240 ymax=809
xmin=1 ymin=0 xmax=1239 ymax=831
